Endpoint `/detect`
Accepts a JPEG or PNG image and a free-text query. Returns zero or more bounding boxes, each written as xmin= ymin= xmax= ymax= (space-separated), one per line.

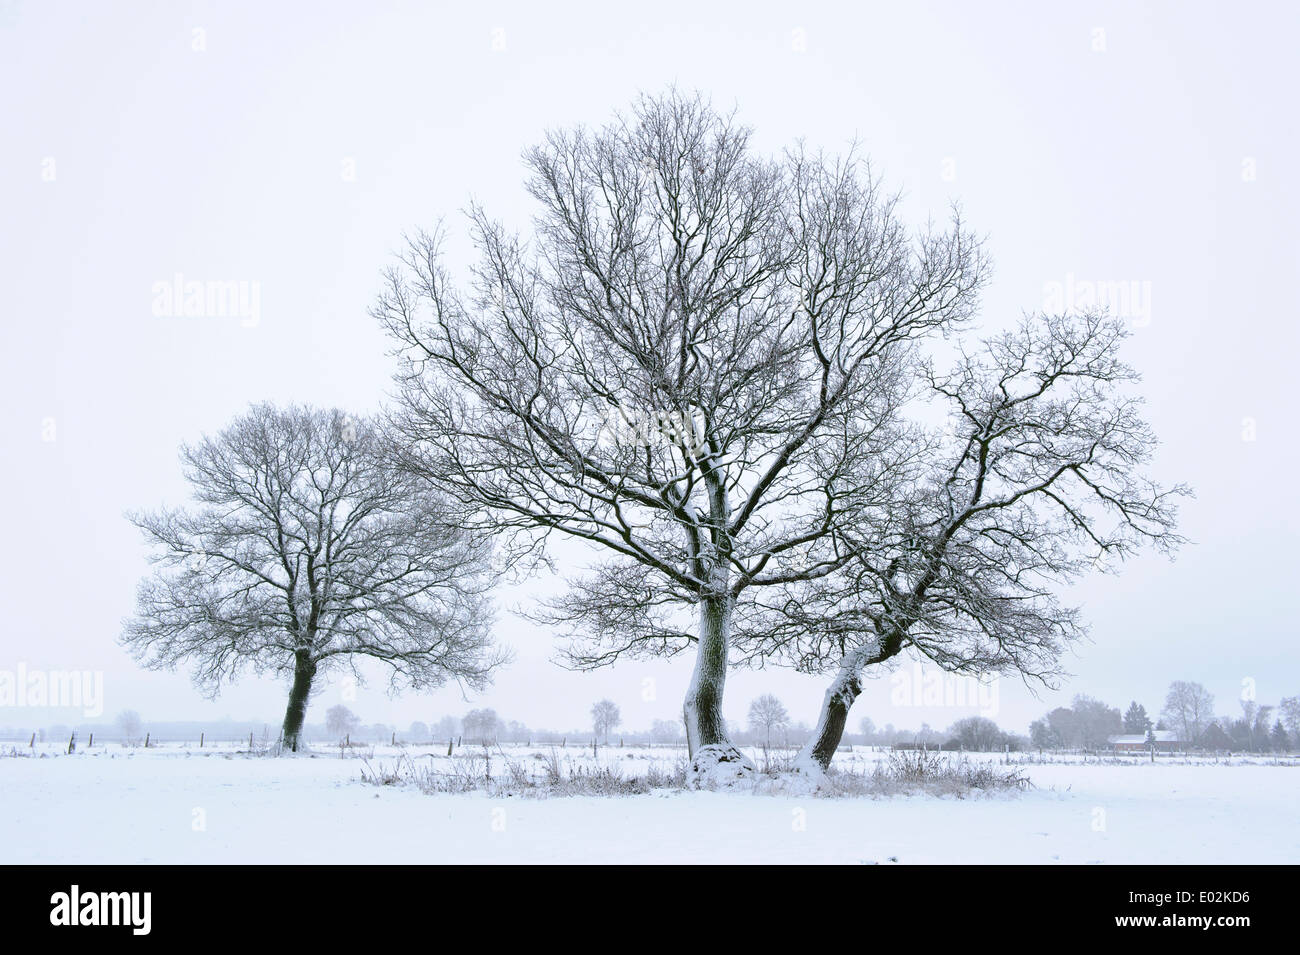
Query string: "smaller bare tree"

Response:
xmin=122 ymin=403 xmax=505 ymax=753
xmin=462 ymin=707 xmax=500 ymax=745
xmin=736 ymin=313 xmax=1187 ymax=773
xmin=747 ymin=694 xmax=790 ymax=749
xmin=1280 ymin=696 xmax=1300 ymax=744
xmin=591 ymin=699 xmax=621 ymax=743
xmin=115 ymin=710 xmax=143 ymax=745
xmin=650 ymin=718 xmax=684 ymax=744
xmin=858 ymin=716 xmax=877 ymax=744
xmin=326 ymin=704 xmax=360 ymax=742
xmin=1162 ymin=681 xmax=1214 ymax=744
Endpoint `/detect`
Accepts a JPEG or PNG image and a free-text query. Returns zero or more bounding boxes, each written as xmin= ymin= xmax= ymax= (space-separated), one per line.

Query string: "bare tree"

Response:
xmin=946 ymin=716 xmax=1006 ymax=752
xmin=1161 ymin=681 xmax=1215 ymax=744
xmin=747 ymin=693 xmax=790 ymax=749
xmin=326 ymin=704 xmax=361 ymax=741
xmin=650 ymin=718 xmax=684 ymax=743
xmin=462 ymin=707 xmax=500 ymax=744
xmin=591 ymin=699 xmax=621 ymax=743
xmin=115 ymin=709 xmax=143 ymax=744
xmin=735 ymin=314 xmax=1186 ymax=772
xmin=122 ymin=403 xmax=504 ymax=752
xmin=376 ymin=90 xmax=984 ymax=780
xmin=1280 ymin=696 xmax=1300 ymax=744
xmin=433 ymin=714 xmax=462 ymax=741
xmin=858 ymin=716 xmax=877 ymax=743
xmin=1244 ymin=701 xmax=1274 ymax=752
xmin=1069 ymin=696 xmax=1124 ymax=749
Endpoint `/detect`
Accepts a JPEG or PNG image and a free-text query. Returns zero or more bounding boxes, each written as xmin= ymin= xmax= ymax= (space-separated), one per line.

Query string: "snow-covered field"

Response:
xmin=2 ymin=743 xmax=1296 ymax=864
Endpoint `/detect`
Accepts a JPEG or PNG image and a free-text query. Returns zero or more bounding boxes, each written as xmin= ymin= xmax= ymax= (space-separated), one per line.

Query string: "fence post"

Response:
xmin=391 ymin=731 xmax=396 ymax=746
xmin=144 ymin=732 xmax=150 ymax=749
xmin=249 ymin=732 xmax=254 ymax=750
xmin=200 ymin=732 xmax=204 ymax=748
xmin=447 ymin=738 xmax=453 ymax=756
xmin=29 ymin=733 xmax=35 ymax=748
xmin=88 ymin=732 xmax=93 ymax=748
xmin=67 ymin=732 xmax=75 ymax=754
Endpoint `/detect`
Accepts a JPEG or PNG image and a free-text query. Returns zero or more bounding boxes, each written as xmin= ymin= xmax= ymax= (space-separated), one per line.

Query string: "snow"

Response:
xmin=687 ymin=743 xmax=756 ymax=789
xmin=1 ymin=744 xmax=1296 ymax=864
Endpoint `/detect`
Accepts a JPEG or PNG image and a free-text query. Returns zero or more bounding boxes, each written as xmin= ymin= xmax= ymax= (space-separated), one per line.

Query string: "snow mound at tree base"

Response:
xmin=267 ymin=741 xmax=315 ymax=757
xmin=687 ymin=744 xmax=757 ymax=789
xmin=787 ymin=755 xmax=830 ymax=789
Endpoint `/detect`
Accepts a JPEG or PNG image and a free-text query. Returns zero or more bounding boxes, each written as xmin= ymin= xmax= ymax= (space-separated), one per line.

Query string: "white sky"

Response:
xmin=2 ymin=0 xmax=1297 ymax=737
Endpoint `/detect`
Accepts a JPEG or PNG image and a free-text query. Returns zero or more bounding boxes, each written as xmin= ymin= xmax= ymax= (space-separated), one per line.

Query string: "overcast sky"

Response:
xmin=2 ymin=0 xmax=1296 ymax=738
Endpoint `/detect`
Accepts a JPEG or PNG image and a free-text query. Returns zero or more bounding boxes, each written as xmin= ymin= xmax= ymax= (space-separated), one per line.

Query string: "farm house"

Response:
xmin=1108 ymin=732 xmax=1181 ymax=753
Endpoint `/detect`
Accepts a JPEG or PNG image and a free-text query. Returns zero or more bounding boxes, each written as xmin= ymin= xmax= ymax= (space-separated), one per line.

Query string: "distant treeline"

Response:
xmin=13 ymin=681 xmax=1295 ymax=755
xmin=1029 ymin=683 xmax=1299 ymax=753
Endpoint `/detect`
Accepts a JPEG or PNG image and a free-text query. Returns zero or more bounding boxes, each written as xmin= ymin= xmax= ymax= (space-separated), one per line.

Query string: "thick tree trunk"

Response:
xmin=280 ymin=652 xmax=317 ymax=753
xmin=683 ymin=594 xmax=732 ymax=754
xmin=681 ymin=471 xmax=756 ymax=786
xmin=683 ymin=593 xmax=755 ymax=786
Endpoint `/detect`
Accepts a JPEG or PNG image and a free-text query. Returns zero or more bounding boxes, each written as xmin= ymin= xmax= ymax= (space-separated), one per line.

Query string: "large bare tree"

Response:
xmin=376 ymin=90 xmax=984 ymax=781
xmin=122 ymin=403 xmax=503 ymax=752
xmin=735 ymin=314 xmax=1186 ymax=774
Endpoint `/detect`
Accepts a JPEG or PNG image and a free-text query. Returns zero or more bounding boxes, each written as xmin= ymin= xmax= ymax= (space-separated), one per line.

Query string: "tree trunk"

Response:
xmin=682 ymin=592 xmax=756 ymax=784
xmin=796 ymin=626 xmax=906 ymax=778
xmin=280 ymin=652 xmax=317 ymax=752
xmin=795 ymin=649 xmax=869 ymax=777
xmin=683 ymin=593 xmax=732 ymax=754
